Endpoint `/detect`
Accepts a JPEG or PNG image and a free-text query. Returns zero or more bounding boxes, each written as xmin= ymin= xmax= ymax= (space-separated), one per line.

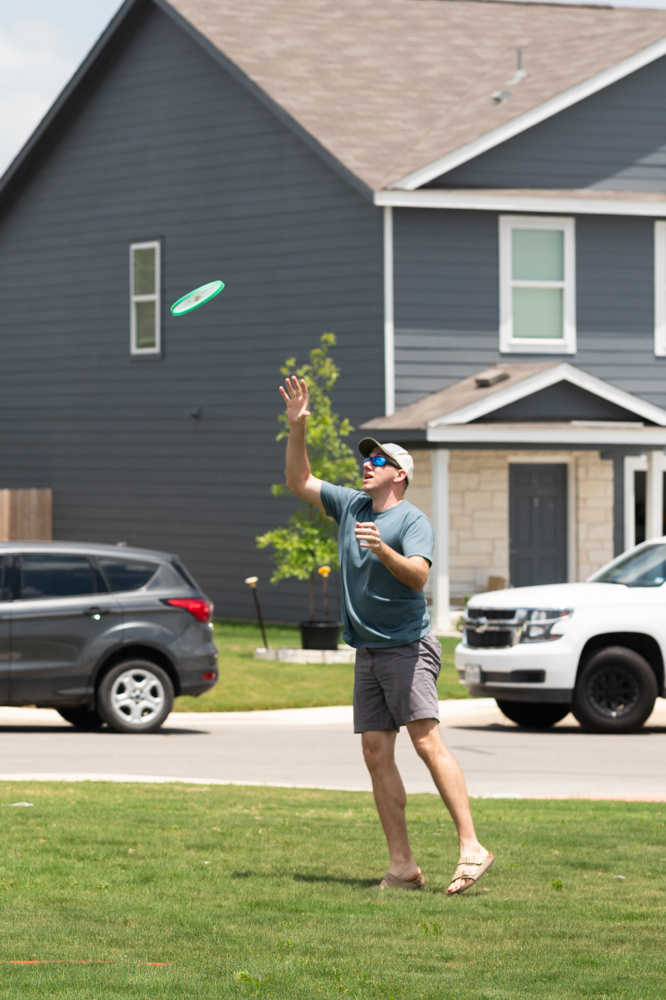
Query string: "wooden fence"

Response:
xmin=0 ymin=489 xmax=53 ymax=541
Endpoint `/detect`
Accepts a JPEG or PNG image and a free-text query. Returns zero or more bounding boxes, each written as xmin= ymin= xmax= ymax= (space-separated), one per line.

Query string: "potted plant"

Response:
xmin=256 ymin=333 xmax=361 ymax=650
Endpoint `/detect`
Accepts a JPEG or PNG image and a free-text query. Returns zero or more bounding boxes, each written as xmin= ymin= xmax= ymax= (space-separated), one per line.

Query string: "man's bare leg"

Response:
xmin=361 ymin=730 xmax=421 ymax=883
xmin=407 ymin=718 xmax=490 ymax=892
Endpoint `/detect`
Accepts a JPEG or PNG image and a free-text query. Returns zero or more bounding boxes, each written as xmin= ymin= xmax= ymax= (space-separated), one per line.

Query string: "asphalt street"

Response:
xmin=0 ymin=699 xmax=664 ymax=800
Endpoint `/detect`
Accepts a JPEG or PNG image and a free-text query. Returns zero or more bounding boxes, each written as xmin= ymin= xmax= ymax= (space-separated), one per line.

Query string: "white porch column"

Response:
xmin=646 ymin=450 xmax=664 ymax=540
xmin=430 ymin=448 xmax=450 ymax=634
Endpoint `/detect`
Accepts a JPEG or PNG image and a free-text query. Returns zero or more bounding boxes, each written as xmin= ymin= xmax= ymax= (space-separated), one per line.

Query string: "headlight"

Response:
xmin=519 ymin=609 xmax=572 ymax=643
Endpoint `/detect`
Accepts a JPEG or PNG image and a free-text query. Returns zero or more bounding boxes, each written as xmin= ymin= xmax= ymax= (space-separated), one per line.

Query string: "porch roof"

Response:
xmin=361 ymin=363 xmax=666 ymax=447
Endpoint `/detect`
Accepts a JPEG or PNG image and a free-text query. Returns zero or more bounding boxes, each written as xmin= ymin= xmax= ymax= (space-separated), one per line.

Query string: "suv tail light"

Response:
xmin=163 ymin=598 xmax=213 ymax=623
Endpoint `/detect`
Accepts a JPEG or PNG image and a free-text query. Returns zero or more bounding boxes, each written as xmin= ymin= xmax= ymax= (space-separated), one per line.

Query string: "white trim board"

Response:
xmin=655 ymin=221 xmax=666 ymax=356
xmin=427 ymin=363 xmax=666 ymax=428
xmin=388 ymin=35 xmax=666 ymax=190
xmin=508 ymin=455 xmax=577 ymax=583
xmin=426 ymin=426 xmax=666 ymax=445
xmin=374 ymin=189 xmax=666 ymax=219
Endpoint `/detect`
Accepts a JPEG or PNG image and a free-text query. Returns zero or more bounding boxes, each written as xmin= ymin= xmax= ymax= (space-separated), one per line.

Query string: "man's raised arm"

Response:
xmin=279 ymin=376 xmax=324 ymax=510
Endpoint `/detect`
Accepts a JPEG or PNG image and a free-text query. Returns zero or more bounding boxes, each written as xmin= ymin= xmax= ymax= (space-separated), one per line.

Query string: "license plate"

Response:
xmin=464 ymin=664 xmax=483 ymax=684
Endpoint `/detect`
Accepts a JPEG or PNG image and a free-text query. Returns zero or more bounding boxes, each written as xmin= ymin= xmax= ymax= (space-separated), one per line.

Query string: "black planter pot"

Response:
xmin=299 ymin=621 xmax=344 ymax=650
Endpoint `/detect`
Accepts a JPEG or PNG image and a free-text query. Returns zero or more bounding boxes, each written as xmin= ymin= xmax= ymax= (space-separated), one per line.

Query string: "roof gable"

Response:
xmin=362 ymin=363 xmax=666 ymax=431
xmin=166 ymin=0 xmax=666 ymax=191
xmin=426 ymin=51 xmax=666 ymax=193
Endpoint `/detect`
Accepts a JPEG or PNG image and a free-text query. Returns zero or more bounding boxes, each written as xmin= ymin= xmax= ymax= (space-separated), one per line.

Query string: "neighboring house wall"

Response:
xmin=430 ymin=55 xmax=666 ymax=191
xmin=393 ymin=209 xmax=661 ymax=409
xmin=0 ymin=4 xmax=383 ymax=620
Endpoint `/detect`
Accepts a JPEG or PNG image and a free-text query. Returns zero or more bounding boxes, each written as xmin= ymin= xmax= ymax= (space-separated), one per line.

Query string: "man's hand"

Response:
xmin=354 ymin=521 xmax=383 ymax=553
xmin=281 ymin=375 xmax=323 ymax=509
xmin=279 ymin=376 xmax=310 ymax=426
xmin=355 ymin=522 xmax=429 ymax=590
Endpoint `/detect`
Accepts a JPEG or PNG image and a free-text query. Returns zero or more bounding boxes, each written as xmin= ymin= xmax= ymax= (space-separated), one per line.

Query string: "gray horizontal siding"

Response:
xmin=430 ymin=55 xmax=666 ymax=192
xmin=0 ymin=3 xmax=382 ymax=622
xmin=394 ymin=209 xmax=666 ymax=411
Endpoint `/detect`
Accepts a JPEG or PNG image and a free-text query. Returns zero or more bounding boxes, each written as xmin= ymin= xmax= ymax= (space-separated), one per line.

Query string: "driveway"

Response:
xmin=0 ymin=699 xmax=664 ymax=800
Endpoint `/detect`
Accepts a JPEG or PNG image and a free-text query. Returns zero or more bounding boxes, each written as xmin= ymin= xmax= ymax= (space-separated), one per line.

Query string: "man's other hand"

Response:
xmin=355 ymin=521 xmax=383 ymax=553
xmin=355 ymin=521 xmax=429 ymax=590
xmin=279 ymin=376 xmax=310 ymax=425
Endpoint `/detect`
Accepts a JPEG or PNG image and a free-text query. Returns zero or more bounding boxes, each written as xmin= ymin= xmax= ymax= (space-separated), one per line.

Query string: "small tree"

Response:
xmin=256 ymin=333 xmax=362 ymax=619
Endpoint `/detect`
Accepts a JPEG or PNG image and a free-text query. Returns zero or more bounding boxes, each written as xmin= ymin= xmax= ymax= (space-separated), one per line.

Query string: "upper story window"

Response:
xmin=130 ymin=241 xmax=161 ymax=355
xmin=499 ymin=216 xmax=576 ymax=355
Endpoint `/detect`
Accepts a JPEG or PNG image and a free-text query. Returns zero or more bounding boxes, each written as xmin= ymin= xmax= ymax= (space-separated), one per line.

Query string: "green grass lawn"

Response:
xmin=174 ymin=622 xmax=465 ymax=712
xmin=0 ymin=782 xmax=663 ymax=998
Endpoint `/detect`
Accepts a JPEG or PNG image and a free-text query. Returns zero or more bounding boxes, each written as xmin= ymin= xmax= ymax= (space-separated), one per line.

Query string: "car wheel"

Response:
xmin=495 ymin=700 xmax=571 ymax=728
xmin=572 ymin=646 xmax=657 ymax=734
xmin=97 ymin=660 xmax=174 ymax=734
xmin=57 ymin=707 xmax=105 ymax=730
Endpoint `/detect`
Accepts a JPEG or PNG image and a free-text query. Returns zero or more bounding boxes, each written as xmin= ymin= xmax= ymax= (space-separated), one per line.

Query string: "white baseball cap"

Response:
xmin=358 ymin=438 xmax=414 ymax=484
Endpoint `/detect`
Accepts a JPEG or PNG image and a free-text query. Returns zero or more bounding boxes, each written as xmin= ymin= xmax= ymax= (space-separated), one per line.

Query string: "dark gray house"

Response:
xmin=3 ymin=0 xmax=666 ymax=626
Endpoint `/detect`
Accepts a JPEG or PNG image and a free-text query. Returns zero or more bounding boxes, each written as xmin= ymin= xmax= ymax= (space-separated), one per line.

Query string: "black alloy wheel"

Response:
xmin=495 ymin=700 xmax=571 ymax=729
xmin=572 ymin=646 xmax=657 ymax=734
xmin=57 ymin=707 xmax=105 ymax=730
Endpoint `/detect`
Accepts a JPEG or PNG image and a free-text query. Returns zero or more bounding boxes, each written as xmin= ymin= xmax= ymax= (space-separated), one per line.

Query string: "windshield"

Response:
xmin=592 ymin=543 xmax=666 ymax=588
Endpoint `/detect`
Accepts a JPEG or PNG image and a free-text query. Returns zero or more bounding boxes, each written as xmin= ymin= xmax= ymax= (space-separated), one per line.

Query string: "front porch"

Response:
xmin=362 ymin=363 xmax=666 ymax=631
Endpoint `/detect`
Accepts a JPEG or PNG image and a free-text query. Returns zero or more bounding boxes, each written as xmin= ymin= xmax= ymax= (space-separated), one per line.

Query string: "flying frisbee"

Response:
xmin=171 ymin=280 xmax=225 ymax=316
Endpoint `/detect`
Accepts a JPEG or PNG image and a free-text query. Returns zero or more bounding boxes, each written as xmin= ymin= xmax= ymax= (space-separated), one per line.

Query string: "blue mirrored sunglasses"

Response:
xmin=363 ymin=455 xmax=399 ymax=469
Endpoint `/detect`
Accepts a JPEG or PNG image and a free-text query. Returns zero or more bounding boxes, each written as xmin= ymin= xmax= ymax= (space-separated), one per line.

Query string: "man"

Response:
xmin=279 ymin=375 xmax=493 ymax=894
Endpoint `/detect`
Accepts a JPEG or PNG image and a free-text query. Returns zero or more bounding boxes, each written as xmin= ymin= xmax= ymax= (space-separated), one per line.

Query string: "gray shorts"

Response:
xmin=353 ymin=632 xmax=441 ymax=733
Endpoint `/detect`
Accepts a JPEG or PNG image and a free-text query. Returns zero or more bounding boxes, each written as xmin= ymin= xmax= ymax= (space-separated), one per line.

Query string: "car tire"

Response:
xmin=495 ymin=700 xmax=571 ymax=729
xmin=572 ymin=646 xmax=657 ymax=734
xmin=57 ymin=707 xmax=105 ymax=730
xmin=97 ymin=660 xmax=174 ymax=734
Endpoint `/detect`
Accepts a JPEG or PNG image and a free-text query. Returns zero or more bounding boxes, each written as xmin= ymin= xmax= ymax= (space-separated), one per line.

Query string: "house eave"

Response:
xmin=426 ymin=424 xmax=666 ymax=445
xmin=428 ymin=363 xmax=666 ymax=428
xmin=374 ymin=189 xmax=666 ymax=218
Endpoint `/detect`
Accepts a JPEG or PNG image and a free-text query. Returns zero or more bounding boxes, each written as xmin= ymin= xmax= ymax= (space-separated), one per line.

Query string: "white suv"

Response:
xmin=455 ymin=539 xmax=666 ymax=733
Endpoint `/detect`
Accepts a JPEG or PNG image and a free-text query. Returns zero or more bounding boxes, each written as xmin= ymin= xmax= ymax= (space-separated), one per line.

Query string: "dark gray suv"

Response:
xmin=0 ymin=542 xmax=218 ymax=733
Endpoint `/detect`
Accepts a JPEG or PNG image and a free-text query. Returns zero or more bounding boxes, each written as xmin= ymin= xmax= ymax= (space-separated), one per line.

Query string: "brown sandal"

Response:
xmin=447 ymin=853 xmax=494 ymax=895
xmin=372 ymin=871 xmax=425 ymax=891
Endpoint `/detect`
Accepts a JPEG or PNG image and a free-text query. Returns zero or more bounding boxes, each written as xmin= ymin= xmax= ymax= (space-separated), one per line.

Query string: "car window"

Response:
xmin=98 ymin=558 xmax=159 ymax=592
xmin=172 ymin=560 xmax=197 ymax=588
xmin=591 ymin=543 xmax=666 ymax=588
xmin=19 ymin=554 xmax=100 ymax=600
xmin=0 ymin=557 xmax=9 ymax=601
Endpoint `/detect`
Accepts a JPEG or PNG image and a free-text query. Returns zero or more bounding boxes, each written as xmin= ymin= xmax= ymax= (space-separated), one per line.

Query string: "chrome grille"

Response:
xmin=465 ymin=629 xmax=514 ymax=648
xmin=462 ymin=607 xmax=523 ymax=649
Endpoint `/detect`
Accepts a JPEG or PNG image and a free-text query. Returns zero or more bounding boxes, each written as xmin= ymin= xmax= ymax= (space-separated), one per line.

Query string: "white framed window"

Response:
xmin=654 ymin=221 xmax=666 ymax=356
xmin=499 ymin=215 xmax=576 ymax=354
xmin=130 ymin=241 xmax=161 ymax=355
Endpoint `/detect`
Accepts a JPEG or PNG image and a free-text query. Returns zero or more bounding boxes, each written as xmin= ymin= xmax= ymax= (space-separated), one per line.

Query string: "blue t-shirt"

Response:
xmin=321 ymin=483 xmax=434 ymax=649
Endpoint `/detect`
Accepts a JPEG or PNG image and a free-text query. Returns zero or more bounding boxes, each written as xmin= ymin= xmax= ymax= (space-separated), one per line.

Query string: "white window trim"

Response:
xmin=130 ymin=241 xmax=161 ymax=356
xmin=654 ymin=221 xmax=666 ymax=356
xmin=499 ymin=215 xmax=576 ymax=355
xmin=623 ymin=452 xmax=666 ymax=550
xmin=507 ymin=455 xmax=577 ymax=582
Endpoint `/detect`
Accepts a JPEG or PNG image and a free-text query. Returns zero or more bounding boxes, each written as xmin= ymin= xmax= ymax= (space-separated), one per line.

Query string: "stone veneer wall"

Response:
xmin=574 ymin=450 xmax=615 ymax=583
xmin=409 ymin=449 xmax=615 ymax=600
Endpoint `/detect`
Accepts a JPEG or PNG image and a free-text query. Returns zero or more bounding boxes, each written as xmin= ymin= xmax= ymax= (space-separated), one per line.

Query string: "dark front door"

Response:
xmin=10 ymin=552 xmax=122 ymax=706
xmin=509 ymin=464 xmax=567 ymax=588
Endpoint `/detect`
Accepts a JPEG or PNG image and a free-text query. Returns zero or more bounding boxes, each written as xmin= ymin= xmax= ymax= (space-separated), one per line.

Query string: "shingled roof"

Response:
xmin=166 ymin=0 xmax=666 ymax=190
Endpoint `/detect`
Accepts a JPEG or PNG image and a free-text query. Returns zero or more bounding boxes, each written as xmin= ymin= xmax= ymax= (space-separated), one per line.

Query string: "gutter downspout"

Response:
xmin=383 ymin=206 xmax=395 ymax=416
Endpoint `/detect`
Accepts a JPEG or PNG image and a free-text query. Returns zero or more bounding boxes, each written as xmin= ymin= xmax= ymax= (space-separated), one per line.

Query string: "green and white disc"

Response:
xmin=171 ymin=280 xmax=225 ymax=316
